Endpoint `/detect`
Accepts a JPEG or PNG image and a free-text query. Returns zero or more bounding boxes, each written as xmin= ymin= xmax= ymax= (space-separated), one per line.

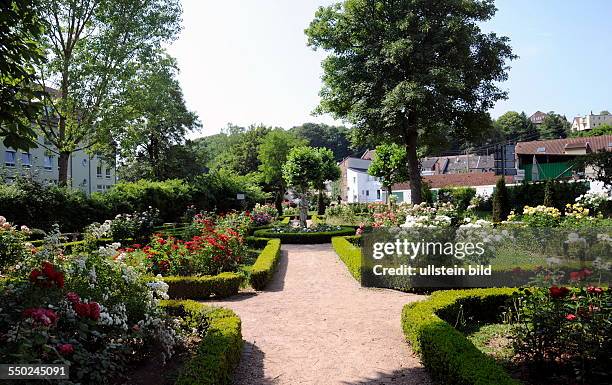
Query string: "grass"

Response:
xmin=237 ymin=247 xmax=264 ymax=287
xmin=466 ymin=323 xmax=515 ymax=363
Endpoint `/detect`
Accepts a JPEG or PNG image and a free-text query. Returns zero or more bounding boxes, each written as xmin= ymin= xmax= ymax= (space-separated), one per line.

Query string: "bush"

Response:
xmin=331 ymin=236 xmax=361 ymax=281
xmin=437 ymin=187 xmax=476 ymax=211
xmin=161 ymin=273 xmax=243 ymax=299
xmin=492 ymin=177 xmax=510 ymax=222
xmin=507 ymin=180 xmax=589 ymax=212
xmin=249 ymin=239 xmax=282 ymax=290
xmin=253 ymin=225 xmax=355 ymax=244
xmin=0 ymin=217 xmax=30 ymax=273
xmin=402 ymin=288 xmax=518 ymax=385
xmin=160 ymin=300 xmax=242 ymax=385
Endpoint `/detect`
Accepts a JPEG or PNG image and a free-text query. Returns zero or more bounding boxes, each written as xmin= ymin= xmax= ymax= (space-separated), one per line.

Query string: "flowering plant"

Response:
xmin=251 ymin=203 xmax=278 ymax=226
xmin=0 ymin=215 xmax=32 ymax=274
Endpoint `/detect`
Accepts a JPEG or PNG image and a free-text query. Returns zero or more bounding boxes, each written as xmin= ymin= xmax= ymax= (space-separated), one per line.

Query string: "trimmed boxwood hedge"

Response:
xmin=252 ymin=226 xmax=355 ymax=244
xmin=162 ymin=273 xmax=243 ymax=299
xmin=249 ymin=238 xmax=282 ymax=290
xmin=402 ymin=288 xmax=518 ymax=385
xmin=331 ymin=235 xmax=361 ymax=281
xmin=160 ymin=300 xmax=242 ymax=385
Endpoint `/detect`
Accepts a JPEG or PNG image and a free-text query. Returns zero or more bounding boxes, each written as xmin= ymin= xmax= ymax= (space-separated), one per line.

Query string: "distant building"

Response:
xmin=515 ymin=135 xmax=612 ymax=181
xmin=529 ymin=111 xmax=548 ymax=126
xmin=1 ymin=135 xmax=117 ymax=195
xmin=420 ymin=154 xmax=495 ymax=175
xmin=337 ymin=156 xmax=382 ymax=203
xmin=571 ymin=112 xmax=612 ymax=132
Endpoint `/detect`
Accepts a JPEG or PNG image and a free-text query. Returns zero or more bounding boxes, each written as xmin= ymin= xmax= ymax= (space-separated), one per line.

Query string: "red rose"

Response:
xmin=569 ymin=271 xmax=584 ymax=281
xmin=66 ymin=292 xmax=80 ymax=304
xmin=29 ymin=269 xmax=42 ymax=283
xmin=549 ymin=286 xmax=570 ymax=299
xmin=88 ymin=302 xmax=100 ymax=321
xmin=581 ymin=268 xmax=593 ymax=277
xmin=75 ymin=302 xmax=91 ymax=318
xmin=23 ymin=308 xmax=58 ymax=326
xmin=57 ymin=343 xmax=74 ymax=356
xmin=565 ymin=313 xmax=577 ymax=321
xmin=132 ymin=244 xmax=142 ymax=249
xmin=157 ymin=238 xmax=166 ymax=245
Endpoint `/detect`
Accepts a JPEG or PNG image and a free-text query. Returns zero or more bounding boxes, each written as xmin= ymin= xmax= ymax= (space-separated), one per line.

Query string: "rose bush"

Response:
xmin=0 ymin=215 xmax=32 ymax=274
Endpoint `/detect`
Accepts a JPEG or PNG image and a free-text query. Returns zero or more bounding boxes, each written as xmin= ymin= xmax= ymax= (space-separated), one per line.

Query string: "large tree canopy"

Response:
xmin=0 ymin=0 xmax=46 ymax=150
xmin=305 ymin=0 xmax=515 ymax=203
xmin=36 ymin=0 xmax=182 ymax=184
xmin=538 ymin=112 xmax=570 ymax=139
xmin=495 ymin=111 xmax=539 ymax=142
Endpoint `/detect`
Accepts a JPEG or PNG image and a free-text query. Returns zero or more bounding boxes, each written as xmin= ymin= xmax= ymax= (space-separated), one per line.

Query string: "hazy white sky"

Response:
xmin=167 ymin=0 xmax=612 ymax=138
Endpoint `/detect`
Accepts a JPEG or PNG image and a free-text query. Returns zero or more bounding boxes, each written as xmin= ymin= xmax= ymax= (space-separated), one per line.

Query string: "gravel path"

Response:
xmin=209 ymin=243 xmax=431 ymax=385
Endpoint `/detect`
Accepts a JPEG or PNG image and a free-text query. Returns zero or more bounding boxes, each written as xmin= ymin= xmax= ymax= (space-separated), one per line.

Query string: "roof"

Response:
xmin=361 ymin=149 xmax=376 ymax=160
xmin=515 ymin=135 xmax=612 ymax=155
xmin=529 ymin=111 xmax=547 ymax=124
xmin=392 ymin=172 xmax=512 ymax=190
xmin=339 ymin=157 xmax=372 ymax=170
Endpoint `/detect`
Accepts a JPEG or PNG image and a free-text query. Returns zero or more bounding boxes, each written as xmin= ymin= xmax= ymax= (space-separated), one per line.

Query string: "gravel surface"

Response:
xmin=209 ymin=243 xmax=432 ymax=385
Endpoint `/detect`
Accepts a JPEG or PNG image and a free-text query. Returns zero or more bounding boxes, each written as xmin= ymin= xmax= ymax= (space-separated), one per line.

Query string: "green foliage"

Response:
xmin=437 ymin=187 xmax=476 ymax=211
xmin=495 ymin=111 xmax=539 ymax=141
xmin=570 ymin=123 xmax=612 ymax=137
xmin=576 ymin=150 xmax=612 ymax=189
xmin=538 ymin=112 xmax=571 ymax=139
xmin=331 ymin=236 xmax=361 ymax=281
xmin=0 ymin=0 xmax=46 ymax=150
xmin=0 ymin=220 xmax=30 ymax=273
xmin=161 ymin=273 xmax=243 ymax=300
xmin=543 ymin=180 xmax=554 ymax=207
xmin=253 ymin=226 xmax=355 ymax=244
xmin=305 ymin=0 xmax=515 ymax=204
xmin=368 ymin=143 xmax=408 ymax=202
xmin=506 ymin=180 xmax=589 ymax=212
xmin=160 ymin=300 xmax=242 ymax=385
xmin=492 ymin=177 xmax=510 ymax=222
xmin=401 ymin=288 xmax=519 ymax=385
xmin=289 ymin=122 xmax=366 ymax=161
xmin=249 ymin=239 xmax=282 ymax=290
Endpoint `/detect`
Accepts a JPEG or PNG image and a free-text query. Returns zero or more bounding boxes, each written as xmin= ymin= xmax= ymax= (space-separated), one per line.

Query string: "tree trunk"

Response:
xmin=387 ymin=186 xmax=393 ymax=207
xmin=404 ymin=124 xmax=422 ymax=204
xmin=317 ymin=189 xmax=325 ymax=215
xmin=58 ymin=152 xmax=70 ymax=187
xmin=299 ymin=190 xmax=308 ymax=227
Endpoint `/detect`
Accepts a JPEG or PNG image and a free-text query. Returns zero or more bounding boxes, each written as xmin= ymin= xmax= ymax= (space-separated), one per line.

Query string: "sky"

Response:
xmin=167 ymin=0 xmax=612 ymax=138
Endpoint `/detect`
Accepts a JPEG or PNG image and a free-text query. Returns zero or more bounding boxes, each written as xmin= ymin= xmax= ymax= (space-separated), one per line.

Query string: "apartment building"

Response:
xmin=1 ymin=136 xmax=117 ymax=195
xmin=571 ymin=112 xmax=612 ymax=132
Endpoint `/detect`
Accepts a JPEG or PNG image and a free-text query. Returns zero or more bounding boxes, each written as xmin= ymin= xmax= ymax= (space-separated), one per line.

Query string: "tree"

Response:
xmin=305 ymin=0 xmax=515 ymax=204
xmin=283 ymin=146 xmax=323 ymax=226
xmin=492 ymin=177 xmax=510 ymax=222
xmin=36 ymin=0 xmax=182 ymax=185
xmin=258 ymin=129 xmax=306 ymax=214
xmin=538 ymin=112 xmax=570 ymax=139
xmin=495 ymin=111 xmax=539 ymax=142
xmin=290 ymin=123 xmax=367 ymax=161
xmin=576 ymin=150 xmax=612 ymax=191
xmin=368 ymin=143 xmax=408 ymax=205
xmin=0 ymin=0 xmax=46 ymax=150
xmin=107 ymin=51 xmax=200 ymax=180
xmin=600 ymin=111 xmax=610 ymax=116
xmin=313 ymin=147 xmax=341 ymax=215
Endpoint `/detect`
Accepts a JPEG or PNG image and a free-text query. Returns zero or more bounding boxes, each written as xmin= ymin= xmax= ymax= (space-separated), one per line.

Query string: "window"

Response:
xmin=21 ymin=153 xmax=31 ymax=167
xmin=105 ymin=167 xmax=111 ymax=179
xmin=43 ymin=155 xmax=53 ymax=170
xmin=96 ymin=164 xmax=103 ymax=178
xmin=4 ymin=151 xmax=16 ymax=167
xmin=97 ymin=184 xmax=103 ymax=192
xmin=366 ymin=190 xmax=369 ymax=196
xmin=536 ymin=147 xmax=546 ymax=153
xmin=377 ymin=190 xmax=381 ymax=200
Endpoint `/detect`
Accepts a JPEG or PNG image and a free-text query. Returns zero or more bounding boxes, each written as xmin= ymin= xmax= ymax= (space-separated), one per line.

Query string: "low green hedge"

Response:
xmin=402 ymin=288 xmax=518 ymax=385
xmin=162 ymin=273 xmax=243 ymax=299
xmin=249 ymin=239 xmax=282 ymax=290
xmin=280 ymin=216 xmax=290 ymax=225
xmin=245 ymin=236 xmax=271 ymax=249
xmin=252 ymin=226 xmax=355 ymax=244
xmin=160 ymin=300 xmax=242 ymax=385
xmin=331 ymin=235 xmax=361 ymax=281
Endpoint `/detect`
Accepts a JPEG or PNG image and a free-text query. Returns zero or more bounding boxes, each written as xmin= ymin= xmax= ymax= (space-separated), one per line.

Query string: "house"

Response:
xmin=337 ymin=156 xmax=382 ymax=203
xmin=420 ymin=154 xmax=495 ymax=175
xmin=390 ymin=172 xmax=513 ymax=203
xmin=1 ymin=135 xmax=117 ymax=195
xmin=515 ymin=135 xmax=612 ymax=181
xmin=571 ymin=112 xmax=612 ymax=132
xmin=529 ymin=111 xmax=548 ymax=126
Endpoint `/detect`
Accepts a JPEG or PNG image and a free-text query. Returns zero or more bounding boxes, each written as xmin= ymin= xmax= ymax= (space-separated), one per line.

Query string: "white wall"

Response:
xmin=346 ymin=168 xmax=383 ymax=203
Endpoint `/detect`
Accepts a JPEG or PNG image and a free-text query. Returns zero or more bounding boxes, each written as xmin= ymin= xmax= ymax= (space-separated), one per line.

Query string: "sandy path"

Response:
xmin=209 ymin=244 xmax=431 ymax=385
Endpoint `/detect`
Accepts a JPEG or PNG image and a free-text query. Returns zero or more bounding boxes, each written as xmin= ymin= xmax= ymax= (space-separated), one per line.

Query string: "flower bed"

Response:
xmin=401 ymin=288 xmax=519 ymax=385
xmin=253 ymin=225 xmax=355 ymax=244
xmin=249 ymin=238 xmax=282 ymax=290
xmin=160 ymin=300 xmax=242 ymax=385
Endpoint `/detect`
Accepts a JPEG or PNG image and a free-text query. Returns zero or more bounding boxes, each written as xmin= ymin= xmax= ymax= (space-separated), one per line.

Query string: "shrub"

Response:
xmin=511 ymin=286 xmax=611 ymax=382
xmin=507 ymin=180 xmax=589 ymax=212
xmin=0 ymin=216 xmax=30 ymax=273
xmin=331 ymin=236 xmax=361 ymax=281
xmin=249 ymin=239 xmax=282 ymax=290
xmin=250 ymin=203 xmax=278 ymax=226
xmin=492 ymin=177 xmax=510 ymax=222
xmin=401 ymin=288 xmax=518 ymax=385
xmin=160 ymin=300 xmax=242 ymax=385
xmin=161 ymin=273 xmax=243 ymax=299
xmin=437 ymin=187 xmax=476 ymax=211
xmin=253 ymin=225 xmax=355 ymax=244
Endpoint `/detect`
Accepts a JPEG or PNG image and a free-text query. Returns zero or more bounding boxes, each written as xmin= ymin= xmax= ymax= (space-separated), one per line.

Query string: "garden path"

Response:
xmin=209 ymin=243 xmax=431 ymax=385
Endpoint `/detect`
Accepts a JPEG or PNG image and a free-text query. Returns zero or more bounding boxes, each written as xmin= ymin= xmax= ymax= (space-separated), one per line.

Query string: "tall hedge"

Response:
xmin=507 ymin=180 xmax=588 ymax=211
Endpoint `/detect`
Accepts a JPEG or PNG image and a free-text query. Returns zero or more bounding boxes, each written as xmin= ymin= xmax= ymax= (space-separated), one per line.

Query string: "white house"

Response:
xmin=571 ymin=112 xmax=612 ymax=132
xmin=338 ymin=157 xmax=383 ymax=203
